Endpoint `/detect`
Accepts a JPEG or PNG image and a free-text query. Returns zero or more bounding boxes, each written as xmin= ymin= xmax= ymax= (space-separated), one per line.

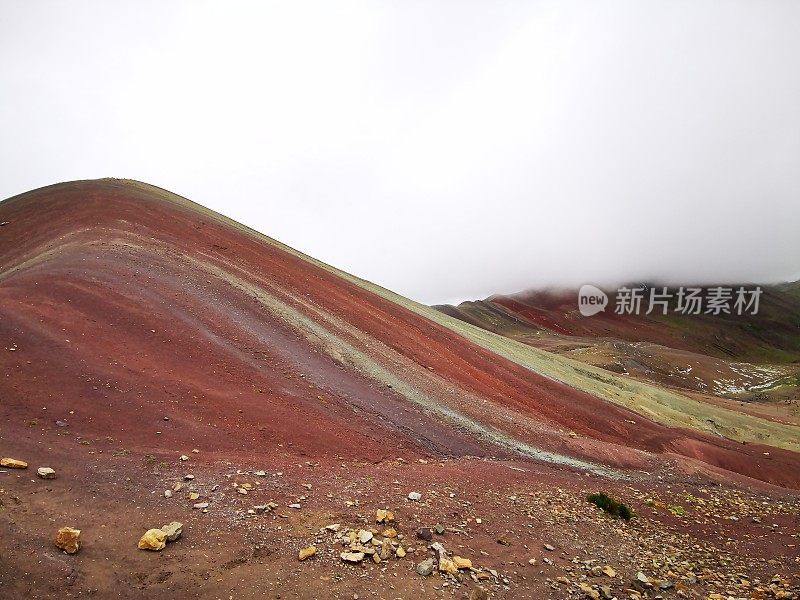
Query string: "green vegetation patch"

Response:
xmin=587 ymin=492 xmax=634 ymax=520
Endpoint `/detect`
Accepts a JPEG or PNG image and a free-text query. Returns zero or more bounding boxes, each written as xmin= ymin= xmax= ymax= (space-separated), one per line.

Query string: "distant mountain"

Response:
xmin=436 ymin=283 xmax=800 ymax=420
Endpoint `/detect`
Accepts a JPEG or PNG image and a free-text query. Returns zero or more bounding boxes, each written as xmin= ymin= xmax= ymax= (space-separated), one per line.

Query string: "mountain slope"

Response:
xmin=1 ymin=180 xmax=799 ymax=487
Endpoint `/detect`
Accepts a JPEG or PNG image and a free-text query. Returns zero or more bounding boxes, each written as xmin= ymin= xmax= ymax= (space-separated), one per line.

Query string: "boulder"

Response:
xmin=416 ymin=558 xmax=435 ymax=576
xmin=430 ymin=541 xmax=446 ymax=559
xmin=438 ymin=557 xmax=459 ymax=575
xmin=379 ymin=538 xmax=392 ymax=560
xmin=376 ymin=509 xmax=394 ymax=523
xmin=470 ymin=588 xmax=488 ymax=600
xmin=138 ymin=528 xmax=167 ymax=551
xmin=161 ymin=521 xmax=183 ymax=542
xmin=37 ymin=467 xmax=56 ymax=479
xmin=298 ymin=546 xmax=316 ymax=561
xmin=54 ymin=527 xmax=81 ymax=554
xmin=340 ymin=551 xmax=365 ymax=563
xmin=358 ymin=529 xmax=373 ymax=544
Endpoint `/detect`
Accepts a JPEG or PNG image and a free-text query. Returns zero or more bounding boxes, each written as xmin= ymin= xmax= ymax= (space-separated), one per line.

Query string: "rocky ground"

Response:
xmin=1 ymin=429 xmax=798 ymax=600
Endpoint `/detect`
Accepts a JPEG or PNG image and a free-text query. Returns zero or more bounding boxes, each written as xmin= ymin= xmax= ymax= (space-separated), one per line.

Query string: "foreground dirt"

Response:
xmin=1 ymin=428 xmax=798 ymax=599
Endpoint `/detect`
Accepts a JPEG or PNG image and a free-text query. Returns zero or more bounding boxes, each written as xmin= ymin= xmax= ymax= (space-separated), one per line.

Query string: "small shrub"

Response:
xmin=667 ymin=504 xmax=685 ymax=517
xmin=587 ymin=492 xmax=634 ymax=520
xmin=617 ymin=502 xmax=634 ymax=520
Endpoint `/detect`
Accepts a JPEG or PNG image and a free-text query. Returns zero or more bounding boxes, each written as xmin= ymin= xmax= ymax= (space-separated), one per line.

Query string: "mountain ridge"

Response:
xmin=2 ymin=179 xmax=798 ymax=481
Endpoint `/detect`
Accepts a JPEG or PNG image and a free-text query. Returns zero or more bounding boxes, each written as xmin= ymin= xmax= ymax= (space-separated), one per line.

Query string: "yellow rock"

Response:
xmin=1 ymin=457 xmax=28 ymax=469
xmin=453 ymin=556 xmax=472 ymax=569
xmin=382 ymin=527 xmax=398 ymax=538
xmin=372 ymin=553 xmax=381 ymax=564
xmin=396 ymin=546 xmax=406 ymax=558
xmin=376 ymin=509 xmax=394 ymax=523
xmin=138 ymin=528 xmax=167 ymax=551
xmin=54 ymin=527 xmax=81 ymax=554
xmin=298 ymin=546 xmax=316 ymax=561
xmin=379 ymin=538 xmax=392 ymax=560
xmin=439 ymin=557 xmax=459 ymax=575
xmin=602 ymin=565 xmax=616 ymax=577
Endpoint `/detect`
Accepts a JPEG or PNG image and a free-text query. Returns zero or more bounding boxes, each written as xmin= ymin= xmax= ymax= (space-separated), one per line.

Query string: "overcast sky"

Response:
xmin=1 ymin=1 xmax=799 ymax=304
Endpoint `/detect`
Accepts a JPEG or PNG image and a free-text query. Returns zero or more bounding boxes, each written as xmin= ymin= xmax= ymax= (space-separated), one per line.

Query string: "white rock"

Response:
xmin=37 ymin=467 xmax=56 ymax=479
xmin=359 ymin=530 xmax=373 ymax=544
xmin=160 ymin=521 xmax=183 ymax=542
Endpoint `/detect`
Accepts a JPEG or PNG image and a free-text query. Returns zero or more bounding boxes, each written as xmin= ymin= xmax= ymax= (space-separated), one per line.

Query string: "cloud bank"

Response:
xmin=2 ymin=1 xmax=799 ymax=303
